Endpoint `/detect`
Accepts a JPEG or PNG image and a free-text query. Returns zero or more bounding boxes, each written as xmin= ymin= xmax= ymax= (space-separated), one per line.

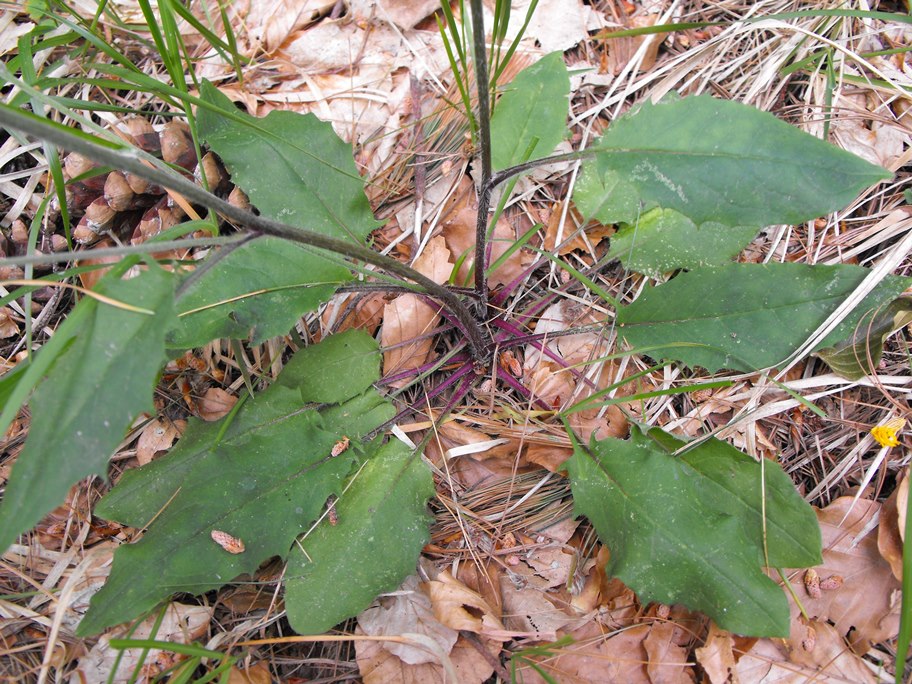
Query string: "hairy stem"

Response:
xmin=470 ymin=0 xmax=493 ymax=305
xmin=0 ymin=104 xmax=493 ymax=363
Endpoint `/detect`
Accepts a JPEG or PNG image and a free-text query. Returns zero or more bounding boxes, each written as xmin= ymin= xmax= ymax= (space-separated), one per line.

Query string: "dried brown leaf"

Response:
xmin=358 ymin=575 xmax=458 ymax=666
xmin=356 ymin=629 xmax=496 ymax=684
xmin=441 ymin=178 xmax=528 ymax=288
xmin=878 ymin=467 xmax=908 ymax=580
xmin=71 ymin=602 xmax=213 ymax=683
xmin=514 ymin=621 xmax=654 ymax=684
xmin=136 ymin=418 xmax=183 ymax=466
xmin=351 ymin=0 xmax=440 ymax=30
xmin=543 ymin=201 xmax=614 ymax=255
xmin=736 ymin=620 xmax=875 ymax=683
xmin=643 ymin=621 xmax=694 ymax=684
xmin=227 ymin=661 xmax=273 ymax=684
xmin=500 ymin=569 xmax=581 ymax=637
xmin=198 ymin=387 xmax=237 ymax=422
xmin=694 ymin=623 xmax=737 ymax=684
xmin=426 ymin=570 xmax=506 ymax=637
xmin=0 ymin=308 xmax=19 ymax=338
xmin=381 ymin=237 xmax=452 ymax=382
xmin=792 ymin=497 xmax=901 ymax=654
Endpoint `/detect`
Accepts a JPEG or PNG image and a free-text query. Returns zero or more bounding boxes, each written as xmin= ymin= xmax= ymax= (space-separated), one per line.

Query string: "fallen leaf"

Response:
xmin=500 ymin=569 xmax=582 ymax=637
xmin=513 ymin=621 xmax=655 ymax=684
xmin=643 ymin=622 xmax=693 ymax=684
xmin=70 ymin=602 xmax=213 ymax=683
xmin=603 ymin=13 xmax=665 ymax=75
xmin=441 ymin=177 xmax=528 ymax=288
xmin=791 ymin=497 xmax=901 ymax=654
xmin=736 ymin=620 xmax=876 ymax=683
xmin=227 ymin=661 xmax=273 ymax=684
xmin=381 ymin=237 xmax=452 ymax=382
xmin=136 ymin=418 xmax=183 ymax=466
xmin=351 ymin=0 xmax=440 ymax=30
xmin=356 ymin=628 xmax=496 ymax=684
xmin=198 ymin=387 xmax=237 ymax=422
xmin=523 ymin=517 xmax=579 ymax=588
xmin=694 ymin=623 xmax=737 ymax=684
xmin=358 ymin=575 xmax=458 ymax=666
xmin=543 ymin=202 xmax=614 ymax=255
xmin=0 ymin=308 xmax=18 ymax=338
xmin=878 ymin=467 xmax=908 ymax=580
xmin=321 ymin=291 xmax=386 ymax=336
xmin=426 ymin=570 xmax=506 ymax=637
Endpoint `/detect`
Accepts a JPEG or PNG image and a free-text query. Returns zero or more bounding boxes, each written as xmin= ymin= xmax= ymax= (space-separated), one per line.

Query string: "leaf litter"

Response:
xmin=1 ymin=0 xmax=911 ymax=681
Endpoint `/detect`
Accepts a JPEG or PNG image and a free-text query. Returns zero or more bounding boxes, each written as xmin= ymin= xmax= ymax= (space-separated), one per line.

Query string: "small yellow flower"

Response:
xmin=871 ymin=417 xmax=906 ymax=448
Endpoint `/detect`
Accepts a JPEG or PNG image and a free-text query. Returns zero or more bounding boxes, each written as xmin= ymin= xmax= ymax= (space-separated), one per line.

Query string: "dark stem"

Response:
xmin=470 ymin=0 xmax=493 ymax=306
xmin=487 ymin=148 xmax=598 ymax=193
xmin=0 ymin=105 xmax=494 ymax=364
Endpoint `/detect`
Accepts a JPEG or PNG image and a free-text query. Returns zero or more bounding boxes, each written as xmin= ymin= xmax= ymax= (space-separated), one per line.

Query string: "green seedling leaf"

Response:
xmin=170 ymin=236 xmax=351 ymax=347
xmin=816 ymin=296 xmax=912 ymax=379
xmin=197 ymin=81 xmax=379 ymax=242
xmin=78 ymin=333 xmax=393 ymax=636
xmin=618 ymin=263 xmax=912 ymax=372
xmin=579 ymin=94 xmax=890 ymax=227
xmin=0 ymin=266 xmax=176 ymax=553
xmin=608 ymin=208 xmax=759 ymax=277
xmin=285 ymin=439 xmax=434 ymax=634
xmin=566 ymin=424 xmax=821 ymax=637
xmin=490 ymin=52 xmax=569 ymax=171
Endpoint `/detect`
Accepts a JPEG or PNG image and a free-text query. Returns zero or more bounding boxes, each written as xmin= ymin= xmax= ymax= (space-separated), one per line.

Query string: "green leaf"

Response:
xmin=618 ymin=263 xmax=912 ymax=372
xmin=0 ymin=266 xmax=176 ymax=553
xmin=275 ymin=328 xmax=382 ymax=402
xmin=578 ymin=94 xmax=890 ymax=226
xmin=565 ymin=424 xmax=821 ymax=637
xmin=170 ymin=236 xmax=351 ymax=347
xmin=77 ymin=334 xmax=393 ymax=636
xmin=490 ymin=52 xmax=569 ymax=171
xmin=197 ymin=81 xmax=379 ymax=242
xmin=816 ymin=296 xmax=912 ymax=379
xmin=608 ymin=209 xmax=759 ymax=277
xmin=285 ymin=439 xmax=434 ymax=634
xmin=573 ymin=163 xmax=644 ymax=225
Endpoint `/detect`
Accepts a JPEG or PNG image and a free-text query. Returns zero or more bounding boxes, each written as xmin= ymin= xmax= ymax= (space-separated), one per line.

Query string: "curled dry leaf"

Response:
xmin=878 ymin=467 xmax=908 ymax=580
xmin=381 ymin=236 xmax=452 ymax=383
xmin=0 ymin=308 xmax=18 ymax=338
xmin=426 ymin=570 xmax=507 ymax=637
xmin=358 ymin=575 xmax=458 ymax=667
xmin=355 ymin=626 xmax=496 ymax=684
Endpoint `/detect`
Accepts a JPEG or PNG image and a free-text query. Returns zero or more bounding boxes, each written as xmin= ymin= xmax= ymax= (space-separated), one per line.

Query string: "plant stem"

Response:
xmin=0 ymin=104 xmax=493 ymax=364
xmin=470 ymin=0 xmax=493 ymax=306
